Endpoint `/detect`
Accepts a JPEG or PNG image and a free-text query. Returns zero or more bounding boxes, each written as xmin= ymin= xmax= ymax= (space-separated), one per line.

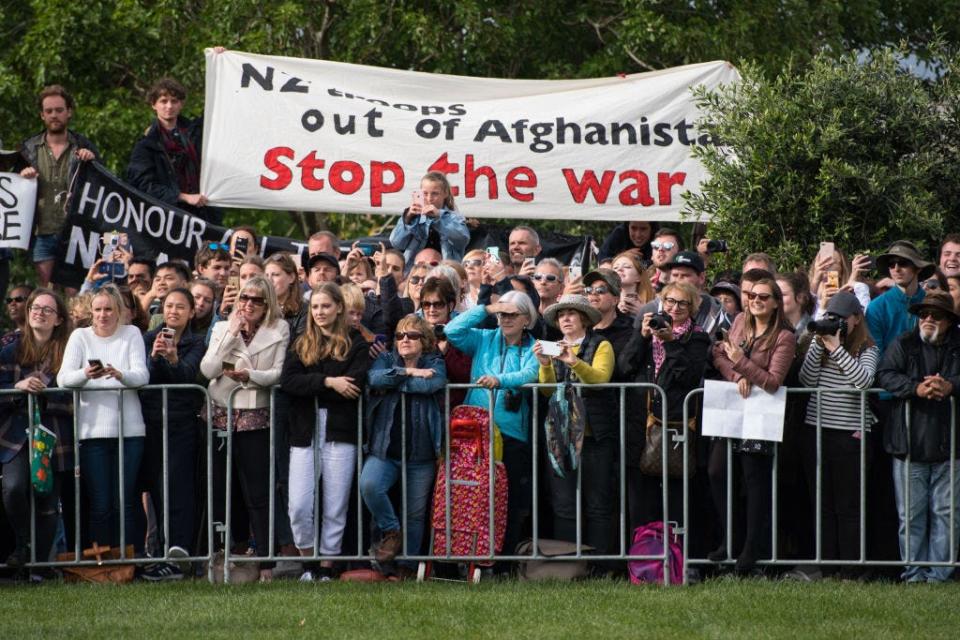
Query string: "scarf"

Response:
xmin=159 ymin=124 xmax=200 ymax=195
xmin=652 ymin=317 xmax=692 ymax=377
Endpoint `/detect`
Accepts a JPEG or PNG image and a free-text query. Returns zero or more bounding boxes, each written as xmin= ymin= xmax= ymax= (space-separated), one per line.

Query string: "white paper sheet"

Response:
xmin=701 ymin=379 xmax=787 ymax=442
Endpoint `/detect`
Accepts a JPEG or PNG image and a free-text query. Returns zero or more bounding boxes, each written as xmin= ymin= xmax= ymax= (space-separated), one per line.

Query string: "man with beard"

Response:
xmin=19 ymin=85 xmax=99 ymax=288
xmin=507 ymin=226 xmax=542 ymax=277
xmin=647 ymin=228 xmax=682 ymax=292
xmin=877 ymin=290 xmax=960 ymax=582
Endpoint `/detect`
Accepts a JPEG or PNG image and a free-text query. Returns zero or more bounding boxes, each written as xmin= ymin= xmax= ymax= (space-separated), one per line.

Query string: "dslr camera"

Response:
xmin=807 ymin=314 xmax=847 ymax=340
xmin=705 ymin=239 xmax=729 ymax=254
xmin=649 ymin=312 xmax=673 ymax=332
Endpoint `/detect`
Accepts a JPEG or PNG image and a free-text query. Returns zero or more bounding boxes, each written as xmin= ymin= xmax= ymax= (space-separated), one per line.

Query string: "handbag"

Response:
xmin=29 ymin=402 xmax=57 ymax=495
xmin=58 ymin=544 xmax=136 ymax=584
xmin=639 ymin=395 xmax=695 ymax=478
xmin=515 ymin=538 xmax=593 ymax=581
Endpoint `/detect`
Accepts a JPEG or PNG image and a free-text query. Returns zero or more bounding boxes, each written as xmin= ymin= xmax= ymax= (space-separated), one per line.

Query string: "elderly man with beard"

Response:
xmin=877 ymin=290 xmax=960 ymax=583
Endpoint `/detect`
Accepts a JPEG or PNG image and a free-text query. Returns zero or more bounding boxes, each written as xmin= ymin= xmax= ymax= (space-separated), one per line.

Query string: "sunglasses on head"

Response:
xmin=207 ymin=242 xmax=229 ymax=251
xmin=238 ymin=294 xmax=266 ymax=306
xmin=532 ymin=273 xmax=560 ymax=283
xmin=5 ymin=296 xmax=28 ymax=304
xmin=918 ymin=308 xmax=948 ymax=322
xmin=395 ymin=331 xmax=424 ymax=341
xmin=651 ymin=240 xmax=676 ymax=251
xmin=745 ymin=291 xmax=773 ymax=301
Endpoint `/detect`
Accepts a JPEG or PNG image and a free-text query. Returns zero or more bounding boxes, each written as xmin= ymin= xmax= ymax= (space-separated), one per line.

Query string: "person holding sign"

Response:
xmin=20 ymin=85 xmax=99 ymax=289
xmin=389 ymin=172 xmax=469 ymax=271
xmin=125 ymin=77 xmax=222 ymax=225
xmin=710 ymin=277 xmax=796 ymax=574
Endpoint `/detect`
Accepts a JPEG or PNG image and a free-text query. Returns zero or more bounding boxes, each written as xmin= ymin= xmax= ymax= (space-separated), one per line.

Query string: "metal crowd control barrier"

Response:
xmin=682 ymin=387 xmax=959 ymax=584
xmin=0 ymin=384 xmax=213 ymax=573
xmin=7 ymin=381 xmax=955 ymax=585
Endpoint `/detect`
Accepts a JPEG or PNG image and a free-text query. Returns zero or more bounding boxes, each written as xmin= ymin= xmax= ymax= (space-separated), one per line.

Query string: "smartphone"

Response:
xmin=412 ymin=190 xmax=424 ymax=207
xmin=234 ymin=236 xmax=249 ymax=256
xmin=568 ymin=265 xmax=582 ymax=280
xmin=826 ymin=270 xmax=840 ymax=288
xmin=228 ymin=275 xmax=240 ymax=290
xmin=160 ymin=327 xmax=176 ymax=343
xmin=522 ymin=257 xmax=536 ymax=271
xmin=358 ymin=243 xmax=376 ymax=257
xmin=374 ymin=333 xmax=387 ymax=346
xmin=88 ymin=359 xmax=104 ymax=370
xmin=98 ymin=262 xmax=126 ymax=279
xmin=486 ymin=246 xmax=501 ymax=264
xmin=818 ymin=241 xmax=835 ymax=263
xmin=540 ymin=340 xmax=563 ymax=357
xmin=222 ymin=361 xmax=235 ymax=372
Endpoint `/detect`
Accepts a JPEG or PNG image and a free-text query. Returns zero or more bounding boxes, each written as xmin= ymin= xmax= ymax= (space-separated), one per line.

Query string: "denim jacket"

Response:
xmin=365 ymin=350 xmax=447 ymax=461
xmin=389 ymin=208 xmax=470 ymax=271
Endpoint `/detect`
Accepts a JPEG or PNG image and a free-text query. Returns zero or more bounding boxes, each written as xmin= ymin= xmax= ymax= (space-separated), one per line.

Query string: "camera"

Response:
xmin=705 ymin=239 xmax=728 ymax=254
xmin=649 ymin=312 xmax=673 ymax=332
xmin=503 ymin=389 xmax=523 ymax=413
xmin=433 ymin=324 xmax=446 ymax=340
xmin=807 ymin=314 xmax=847 ymax=339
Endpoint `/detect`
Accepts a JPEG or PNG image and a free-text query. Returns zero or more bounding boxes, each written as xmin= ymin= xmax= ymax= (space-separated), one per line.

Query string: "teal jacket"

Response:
xmin=444 ymin=304 xmax=538 ymax=442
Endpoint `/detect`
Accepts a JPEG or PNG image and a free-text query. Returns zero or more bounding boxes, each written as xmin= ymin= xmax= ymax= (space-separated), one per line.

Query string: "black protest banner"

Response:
xmin=52 ymin=162 xmax=309 ymax=288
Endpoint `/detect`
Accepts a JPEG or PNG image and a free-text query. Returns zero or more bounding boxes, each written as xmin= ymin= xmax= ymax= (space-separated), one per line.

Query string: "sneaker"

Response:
xmin=299 ymin=570 xmax=315 ymax=583
xmin=316 ymin=566 xmax=334 ymax=582
xmin=375 ymin=530 xmax=402 ymax=563
xmin=168 ymin=545 xmax=191 ymax=574
xmin=142 ymin=562 xmax=184 ymax=582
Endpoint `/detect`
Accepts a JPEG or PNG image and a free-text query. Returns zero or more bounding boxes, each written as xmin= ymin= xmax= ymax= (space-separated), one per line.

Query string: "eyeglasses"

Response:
xmin=420 ymin=300 xmax=447 ymax=310
xmin=584 ymin=285 xmax=611 ymax=295
xmin=532 ymin=273 xmax=560 ymax=283
xmin=415 ymin=260 xmax=440 ymax=268
xmin=237 ymin=294 xmax=266 ymax=306
xmin=745 ymin=292 xmax=773 ymax=302
xmin=408 ymin=276 xmax=425 ymax=285
xmin=662 ymin=296 xmax=691 ymax=309
xmin=463 ymin=259 xmax=484 ymax=268
xmin=918 ymin=309 xmax=948 ymax=321
xmin=28 ymin=305 xmax=57 ymax=316
xmin=207 ymin=242 xmax=229 ymax=251
xmin=887 ymin=258 xmax=914 ymax=269
xmin=5 ymin=296 xmax=27 ymax=304
xmin=651 ymin=241 xmax=676 ymax=251
xmin=395 ymin=331 xmax=424 ymax=341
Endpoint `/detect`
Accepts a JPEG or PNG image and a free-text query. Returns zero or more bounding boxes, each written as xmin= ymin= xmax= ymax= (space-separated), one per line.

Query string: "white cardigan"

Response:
xmin=200 ymin=319 xmax=289 ymax=410
xmin=57 ymin=325 xmax=150 ymax=440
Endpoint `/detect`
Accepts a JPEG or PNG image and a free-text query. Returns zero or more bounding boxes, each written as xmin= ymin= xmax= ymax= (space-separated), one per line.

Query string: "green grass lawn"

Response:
xmin=2 ymin=577 xmax=958 ymax=639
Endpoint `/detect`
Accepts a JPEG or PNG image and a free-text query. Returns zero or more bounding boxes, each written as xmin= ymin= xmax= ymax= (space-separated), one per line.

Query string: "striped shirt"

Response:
xmin=799 ymin=339 xmax=879 ymax=431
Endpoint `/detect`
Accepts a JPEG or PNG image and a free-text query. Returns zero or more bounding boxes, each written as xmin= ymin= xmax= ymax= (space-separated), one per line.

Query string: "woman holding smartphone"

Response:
xmin=200 ymin=276 xmax=289 ymax=581
xmin=0 ymin=289 xmax=72 ymax=570
xmin=611 ymin=251 xmax=655 ymax=316
xmin=58 ymin=284 xmax=150 ymax=554
xmin=138 ymin=287 xmax=206 ymax=579
xmin=711 ymin=277 xmax=796 ymax=573
xmin=389 ymin=172 xmax=470 ymax=270
xmin=281 ymin=282 xmax=369 ymax=582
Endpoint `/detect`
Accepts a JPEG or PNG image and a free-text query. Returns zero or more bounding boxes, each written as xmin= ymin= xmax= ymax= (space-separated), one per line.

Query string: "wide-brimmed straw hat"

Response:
xmin=876 ymin=241 xmax=935 ymax=281
xmin=543 ymin=294 xmax=601 ymax=329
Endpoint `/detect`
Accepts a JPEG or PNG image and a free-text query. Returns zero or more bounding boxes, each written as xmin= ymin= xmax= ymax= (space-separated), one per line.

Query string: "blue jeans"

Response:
xmin=80 ymin=437 xmax=145 ymax=553
xmin=892 ymin=457 xmax=960 ymax=582
xmin=360 ymin=456 xmax=435 ymax=566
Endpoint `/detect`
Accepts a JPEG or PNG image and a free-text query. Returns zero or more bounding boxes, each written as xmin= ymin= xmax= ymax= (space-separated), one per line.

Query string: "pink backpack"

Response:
xmin=627 ymin=522 xmax=683 ymax=585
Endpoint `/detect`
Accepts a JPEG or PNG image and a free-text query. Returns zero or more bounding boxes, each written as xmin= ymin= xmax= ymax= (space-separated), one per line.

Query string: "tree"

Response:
xmin=685 ymin=46 xmax=959 ymax=272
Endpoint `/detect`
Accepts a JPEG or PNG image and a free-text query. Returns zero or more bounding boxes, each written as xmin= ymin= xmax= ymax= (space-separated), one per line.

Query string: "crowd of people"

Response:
xmin=1 ymin=80 xmax=959 ymax=585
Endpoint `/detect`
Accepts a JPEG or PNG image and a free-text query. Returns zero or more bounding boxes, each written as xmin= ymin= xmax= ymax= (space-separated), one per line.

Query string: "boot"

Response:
xmin=375 ymin=530 xmax=402 ymax=563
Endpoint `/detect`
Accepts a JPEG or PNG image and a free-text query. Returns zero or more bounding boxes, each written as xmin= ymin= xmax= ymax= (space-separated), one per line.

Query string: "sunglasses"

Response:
xmin=207 ymin=242 xmax=229 ymax=251
xmin=921 ymin=279 xmax=941 ymax=291
xmin=395 ymin=331 xmax=424 ymax=341
xmin=887 ymin=258 xmax=914 ymax=269
xmin=533 ymin=273 xmax=560 ymax=283
xmin=462 ymin=259 xmax=484 ymax=268
xmin=408 ymin=275 xmax=425 ymax=285
xmin=237 ymin=294 xmax=266 ymax=306
xmin=584 ymin=286 xmax=610 ymax=295
xmin=745 ymin=292 xmax=773 ymax=302
xmin=918 ymin=309 xmax=948 ymax=321
xmin=497 ymin=312 xmax=522 ymax=320
xmin=651 ymin=241 xmax=676 ymax=251
xmin=662 ymin=296 xmax=691 ymax=309
xmin=420 ymin=300 xmax=447 ymax=310
xmin=5 ymin=296 xmax=28 ymax=304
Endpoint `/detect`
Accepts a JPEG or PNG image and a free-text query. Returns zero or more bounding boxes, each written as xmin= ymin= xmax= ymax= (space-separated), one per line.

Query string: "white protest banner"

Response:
xmin=701 ymin=379 xmax=787 ymax=442
xmin=201 ymin=50 xmax=739 ymax=221
xmin=0 ymin=172 xmax=37 ymax=250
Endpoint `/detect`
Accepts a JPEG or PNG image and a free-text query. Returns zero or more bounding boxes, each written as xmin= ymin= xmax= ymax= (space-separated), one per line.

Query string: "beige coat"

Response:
xmin=200 ymin=319 xmax=290 ymax=410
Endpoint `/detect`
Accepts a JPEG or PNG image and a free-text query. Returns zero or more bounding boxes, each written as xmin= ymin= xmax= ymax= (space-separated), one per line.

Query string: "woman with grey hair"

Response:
xmin=445 ymin=289 xmax=539 ymax=556
xmin=200 ymin=275 xmax=289 ymax=581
